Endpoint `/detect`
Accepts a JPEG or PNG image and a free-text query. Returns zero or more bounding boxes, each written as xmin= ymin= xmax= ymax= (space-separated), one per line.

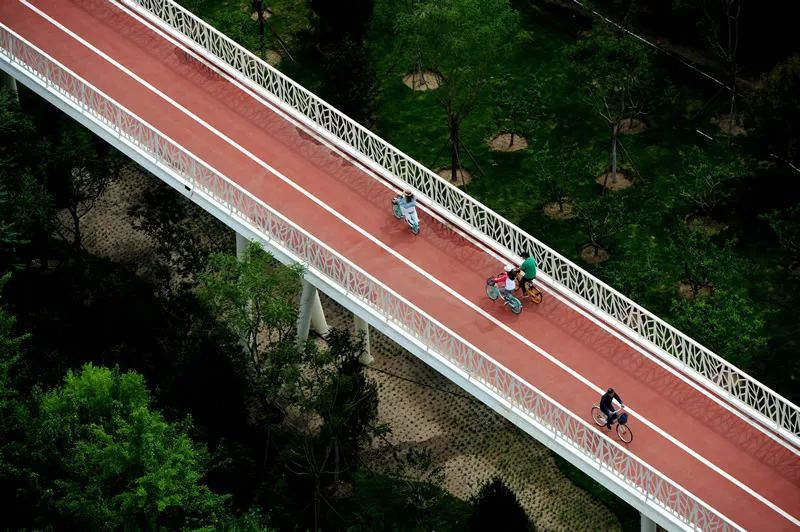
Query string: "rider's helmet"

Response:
xmin=503 ymin=264 xmax=514 ymax=273
xmin=403 ymin=188 xmax=413 ymax=198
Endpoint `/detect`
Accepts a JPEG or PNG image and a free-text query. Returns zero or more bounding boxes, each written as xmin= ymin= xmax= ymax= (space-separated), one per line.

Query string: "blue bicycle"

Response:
xmin=392 ymin=196 xmax=420 ymax=235
xmin=486 ymin=277 xmax=523 ymax=314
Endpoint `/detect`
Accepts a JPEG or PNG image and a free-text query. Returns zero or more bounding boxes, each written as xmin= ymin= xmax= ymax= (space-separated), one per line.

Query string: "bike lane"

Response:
xmin=3 ymin=1 xmax=799 ymax=528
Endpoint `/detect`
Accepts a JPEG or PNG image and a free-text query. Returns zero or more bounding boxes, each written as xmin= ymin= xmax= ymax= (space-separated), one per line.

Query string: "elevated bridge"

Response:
xmin=1 ymin=1 xmax=798 ymax=529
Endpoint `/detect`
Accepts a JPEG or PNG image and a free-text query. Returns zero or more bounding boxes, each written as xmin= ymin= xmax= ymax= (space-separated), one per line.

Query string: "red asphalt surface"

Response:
xmin=3 ymin=1 xmax=799 ymax=528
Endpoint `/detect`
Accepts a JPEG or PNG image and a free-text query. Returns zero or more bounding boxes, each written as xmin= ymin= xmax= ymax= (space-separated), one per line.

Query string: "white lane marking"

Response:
xmin=110 ymin=0 xmax=800 ymax=459
xmin=25 ymin=1 xmax=800 ymax=524
xmin=116 ymin=0 xmax=800 ymax=464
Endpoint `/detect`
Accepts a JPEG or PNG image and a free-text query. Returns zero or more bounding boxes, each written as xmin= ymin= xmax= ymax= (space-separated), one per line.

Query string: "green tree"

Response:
xmin=678 ymin=147 xmax=746 ymax=217
xmin=50 ymin=123 xmax=122 ymax=253
xmin=196 ymin=242 xmax=303 ymax=396
xmin=575 ymin=195 xmax=627 ymax=259
xmin=670 ymin=223 xmax=744 ymax=297
xmin=0 ymin=88 xmax=52 ymax=267
xmin=534 ymin=143 xmax=587 ymax=216
xmin=311 ymin=0 xmax=374 ymax=41
xmin=670 ymin=290 xmax=767 ymax=369
xmin=128 ymin=177 xmax=227 ymax=293
xmin=762 ymin=204 xmax=800 ymax=270
xmin=318 ymin=35 xmax=376 ymax=124
xmin=570 ymin=27 xmax=656 ymax=186
xmin=490 ymin=74 xmax=542 ymax=149
xmin=30 ymin=364 xmax=229 ymax=529
xmin=750 ymin=54 xmax=800 ymax=166
xmin=703 ymin=0 xmax=742 ymax=126
xmin=0 ymin=272 xmax=29 ymax=494
xmin=469 ymin=477 xmax=533 ymax=532
xmin=396 ymin=0 xmax=525 ymax=182
xmin=281 ymin=329 xmax=381 ymax=530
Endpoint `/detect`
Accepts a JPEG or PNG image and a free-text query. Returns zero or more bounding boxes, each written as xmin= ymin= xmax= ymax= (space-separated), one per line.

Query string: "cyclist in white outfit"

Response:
xmin=397 ymin=189 xmax=419 ymax=228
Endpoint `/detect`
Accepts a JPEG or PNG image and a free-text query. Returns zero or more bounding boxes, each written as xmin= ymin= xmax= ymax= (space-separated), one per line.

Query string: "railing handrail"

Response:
xmin=121 ymin=0 xmax=800 ymax=441
xmin=0 ymin=22 xmax=739 ymax=531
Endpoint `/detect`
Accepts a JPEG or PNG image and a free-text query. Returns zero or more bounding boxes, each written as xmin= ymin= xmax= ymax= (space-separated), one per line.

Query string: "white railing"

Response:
xmin=0 ymin=23 xmax=738 ymax=531
xmin=122 ymin=0 xmax=800 ymax=441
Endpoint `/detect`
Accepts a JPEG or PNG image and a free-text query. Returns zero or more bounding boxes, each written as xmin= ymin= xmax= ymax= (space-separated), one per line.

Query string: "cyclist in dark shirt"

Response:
xmin=600 ymin=388 xmax=624 ymax=429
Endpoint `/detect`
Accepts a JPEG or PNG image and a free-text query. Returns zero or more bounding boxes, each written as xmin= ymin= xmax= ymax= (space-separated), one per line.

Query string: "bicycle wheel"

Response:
xmin=510 ymin=298 xmax=522 ymax=314
xmin=528 ymin=286 xmax=543 ymax=304
xmin=392 ymin=202 xmax=403 ymax=219
xmin=411 ymin=223 xmax=420 ymax=235
xmin=485 ymin=280 xmax=500 ymax=301
xmin=617 ymin=424 xmax=633 ymax=444
xmin=591 ymin=406 xmax=606 ymax=426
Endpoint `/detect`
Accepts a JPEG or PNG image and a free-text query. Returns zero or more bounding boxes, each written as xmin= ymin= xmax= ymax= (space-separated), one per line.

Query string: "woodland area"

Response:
xmin=1 ymin=0 xmax=799 ymax=529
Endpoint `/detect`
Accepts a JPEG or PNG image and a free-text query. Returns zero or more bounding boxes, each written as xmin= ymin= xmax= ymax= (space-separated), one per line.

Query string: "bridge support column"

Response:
xmin=235 ymin=232 xmax=248 ymax=261
xmin=1 ymin=71 xmax=18 ymax=101
xmin=640 ymin=514 xmax=656 ymax=532
xmin=297 ymin=279 xmax=328 ymax=345
xmin=354 ymin=315 xmax=373 ymax=365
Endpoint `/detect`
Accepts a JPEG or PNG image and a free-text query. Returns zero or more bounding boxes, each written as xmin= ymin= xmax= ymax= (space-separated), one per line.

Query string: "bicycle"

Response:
xmin=517 ymin=277 xmax=543 ymax=304
xmin=591 ymin=404 xmax=633 ymax=443
xmin=486 ymin=277 xmax=523 ymax=314
xmin=392 ymin=196 xmax=419 ymax=235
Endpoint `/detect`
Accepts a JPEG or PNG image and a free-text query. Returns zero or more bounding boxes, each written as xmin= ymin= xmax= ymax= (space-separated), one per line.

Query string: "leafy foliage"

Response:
xmin=490 ymin=74 xmax=543 ymax=145
xmin=197 ymin=242 xmax=304 ymax=386
xmin=0 ymin=89 xmax=51 ymax=267
xmin=762 ymin=204 xmax=800 ymax=266
xmin=318 ymin=35 xmax=376 ymax=124
xmin=310 ymin=0 xmax=374 ymax=41
xmin=750 ymin=54 xmax=800 ymax=165
xmin=27 ymin=364 xmax=229 ymax=529
xmin=670 ymin=290 xmax=767 ymax=368
xmin=128 ymin=177 xmax=228 ymax=293
xmin=569 ymin=27 xmax=656 ymax=177
xmin=49 ymin=122 xmax=123 ymax=252
xmin=395 ymin=0 xmax=526 ymax=179
xmin=678 ymin=147 xmax=747 ymax=216
xmin=575 ymin=194 xmax=627 ymax=255
xmin=469 ymin=477 xmax=533 ymax=532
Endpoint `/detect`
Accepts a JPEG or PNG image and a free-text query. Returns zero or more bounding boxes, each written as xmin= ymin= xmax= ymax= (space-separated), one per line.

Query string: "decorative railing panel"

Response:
xmin=0 ymin=23 xmax=737 ymax=531
xmin=123 ymin=0 xmax=800 ymax=440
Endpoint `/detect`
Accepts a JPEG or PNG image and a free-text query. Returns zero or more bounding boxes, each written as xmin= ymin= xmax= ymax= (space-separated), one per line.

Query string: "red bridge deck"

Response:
xmin=2 ymin=0 xmax=798 ymax=528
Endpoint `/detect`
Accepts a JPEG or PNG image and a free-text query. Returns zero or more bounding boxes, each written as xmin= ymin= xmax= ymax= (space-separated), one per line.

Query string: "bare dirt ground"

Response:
xmin=402 ymin=69 xmax=442 ymax=91
xmin=596 ymin=170 xmax=634 ymax=191
xmin=487 ymin=132 xmax=530 ymax=152
xmin=543 ymin=200 xmax=576 ymax=220
xmin=436 ymin=167 xmax=473 ymax=186
xmin=75 ymin=163 xmax=621 ymax=531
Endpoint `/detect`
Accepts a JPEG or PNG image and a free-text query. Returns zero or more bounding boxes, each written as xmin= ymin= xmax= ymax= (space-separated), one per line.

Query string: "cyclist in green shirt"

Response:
xmin=518 ymin=251 xmax=537 ymax=295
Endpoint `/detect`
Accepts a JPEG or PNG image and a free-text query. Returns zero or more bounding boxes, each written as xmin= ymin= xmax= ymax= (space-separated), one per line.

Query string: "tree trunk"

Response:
xmin=508 ymin=130 xmax=515 ymax=148
xmin=448 ymin=113 xmax=461 ymax=183
xmin=253 ymin=0 xmax=266 ymax=59
xmin=69 ymin=206 xmax=81 ymax=252
xmin=606 ymin=123 xmax=619 ymax=189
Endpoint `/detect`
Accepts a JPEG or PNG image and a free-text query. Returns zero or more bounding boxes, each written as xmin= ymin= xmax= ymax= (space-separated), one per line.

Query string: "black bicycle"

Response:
xmin=591 ymin=404 xmax=633 ymax=443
